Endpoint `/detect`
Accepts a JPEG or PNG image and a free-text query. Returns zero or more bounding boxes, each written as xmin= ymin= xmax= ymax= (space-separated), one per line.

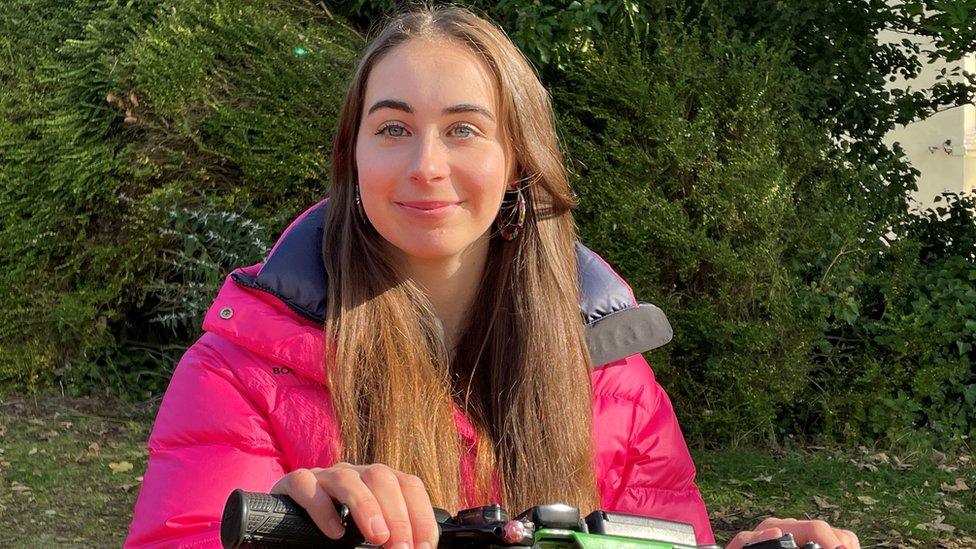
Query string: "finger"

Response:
xmin=360 ymin=464 xmax=414 ymax=548
xmin=396 ymin=472 xmax=438 ymax=548
xmin=273 ymin=468 xmax=346 ymax=540
xmin=836 ymin=529 xmax=860 ymax=549
xmin=318 ymin=466 xmax=391 ymax=545
xmin=725 ymin=530 xmax=753 ymax=549
xmin=756 ymin=517 xmax=794 ymax=531
xmin=726 ymin=527 xmax=783 ymax=549
xmin=792 ymin=521 xmax=843 ymax=549
xmin=269 ymin=467 xmax=327 ymax=492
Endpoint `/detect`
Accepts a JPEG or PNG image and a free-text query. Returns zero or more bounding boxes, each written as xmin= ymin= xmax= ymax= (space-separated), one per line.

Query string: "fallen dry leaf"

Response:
xmin=940 ymin=478 xmax=970 ymax=492
xmin=851 ymin=457 xmax=879 ymax=472
xmin=109 ymin=461 xmax=133 ymax=473
xmin=916 ymin=514 xmax=956 ymax=534
xmin=943 ymin=498 xmax=963 ymax=511
xmin=868 ymin=451 xmax=890 ymax=464
xmin=891 ymin=455 xmax=912 ymax=470
xmin=813 ymin=495 xmax=838 ymax=510
xmin=857 ymin=495 xmax=878 ymax=505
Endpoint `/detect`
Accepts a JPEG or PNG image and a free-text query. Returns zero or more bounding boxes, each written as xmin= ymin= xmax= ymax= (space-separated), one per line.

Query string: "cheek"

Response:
xmin=464 ymin=147 xmax=509 ymax=205
xmin=355 ymin=141 xmax=400 ymax=196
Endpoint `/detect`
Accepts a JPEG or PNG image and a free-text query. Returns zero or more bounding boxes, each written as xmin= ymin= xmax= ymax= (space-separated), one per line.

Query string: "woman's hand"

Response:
xmin=726 ymin=518 xmax=860 ymax=549
xmin=270 ymin=462 xmax=440 ymax=549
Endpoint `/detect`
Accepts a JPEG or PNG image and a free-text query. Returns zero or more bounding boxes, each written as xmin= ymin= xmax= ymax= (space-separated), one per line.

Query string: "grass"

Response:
xmin=0 ymin=394 xmax=152 ymax=547
xmin=0 ymin=393 xmax=973 ymax=547
xmin=695 ymin=446 xmax=975 ymax=548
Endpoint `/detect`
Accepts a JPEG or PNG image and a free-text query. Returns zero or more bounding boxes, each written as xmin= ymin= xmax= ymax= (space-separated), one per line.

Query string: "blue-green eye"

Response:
xmin=450 ymin=125 xmax=475 ymax=138
xmin=377 ymin=123 xmax=408 ymax=137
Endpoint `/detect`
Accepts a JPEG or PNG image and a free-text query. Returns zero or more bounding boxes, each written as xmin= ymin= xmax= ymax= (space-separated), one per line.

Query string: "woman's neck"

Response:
xmin=395 ymin=239 xmax=489 ymax=353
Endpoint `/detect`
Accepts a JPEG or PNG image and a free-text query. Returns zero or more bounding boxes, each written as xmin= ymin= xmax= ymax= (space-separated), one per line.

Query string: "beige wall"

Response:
xmin=880 ymin=30 xmax=976 ymax=212
xmin=966 ymin=52 xmax=976 ymax=197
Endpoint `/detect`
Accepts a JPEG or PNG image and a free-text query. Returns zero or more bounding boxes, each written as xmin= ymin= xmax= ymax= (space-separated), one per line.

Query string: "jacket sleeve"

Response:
xmin=125 ymin=335 xmax=287 ymax=548
xmin=600 ymin=353 xmax=715 ymax=546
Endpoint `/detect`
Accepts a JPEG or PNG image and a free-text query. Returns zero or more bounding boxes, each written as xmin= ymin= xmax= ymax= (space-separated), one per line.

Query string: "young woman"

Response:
xmin=125 ymin=5 xmax=859 ymax=549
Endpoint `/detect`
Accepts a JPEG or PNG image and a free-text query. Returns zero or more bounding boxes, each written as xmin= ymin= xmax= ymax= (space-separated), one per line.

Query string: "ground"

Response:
xmin=0 ymin=393 xmax=973 ymax=547
xmin=0 ymin=394 xmax=152 ymax=547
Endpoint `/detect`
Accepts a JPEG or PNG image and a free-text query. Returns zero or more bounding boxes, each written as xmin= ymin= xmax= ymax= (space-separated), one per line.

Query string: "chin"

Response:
xmin=394 ymin=239 xmax=469 ymax=261
xmin=383 ymin=228 xmax=487 ymax=263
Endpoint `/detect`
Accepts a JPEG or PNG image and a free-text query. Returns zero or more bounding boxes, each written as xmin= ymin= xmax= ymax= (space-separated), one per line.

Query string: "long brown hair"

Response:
xmin=323 ymin=3 xmax=598 ymax=514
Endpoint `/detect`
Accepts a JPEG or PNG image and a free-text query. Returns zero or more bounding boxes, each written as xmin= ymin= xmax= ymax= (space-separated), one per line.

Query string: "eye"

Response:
xmin=449 ymin=124 xmax=478 ymax=138
xmin=376 ymin=123 xmax=409 ymax=138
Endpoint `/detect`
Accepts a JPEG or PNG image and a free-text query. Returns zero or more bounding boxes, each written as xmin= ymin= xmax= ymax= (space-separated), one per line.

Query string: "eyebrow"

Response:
xmin=366 ymin=100 xmax=495 ymax=121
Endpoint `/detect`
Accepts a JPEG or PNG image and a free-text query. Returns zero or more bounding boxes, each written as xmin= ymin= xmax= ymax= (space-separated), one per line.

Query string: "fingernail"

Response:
xmin=755 ymin=529 xmax=782 ymax=543
xmin=369 ymin=514 xmax=389 ymax=537
xmin=417 ymin=543 xmax=432 ymax=549
xmin=390 ymin=543 xmax=409 ymax=549
xmin=327 ymin=518 xmax=344 ymax=538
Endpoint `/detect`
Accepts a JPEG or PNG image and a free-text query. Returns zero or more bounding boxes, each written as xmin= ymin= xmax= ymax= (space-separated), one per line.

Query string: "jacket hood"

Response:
xmin=202 ymin=201 xmax=672 ymax=383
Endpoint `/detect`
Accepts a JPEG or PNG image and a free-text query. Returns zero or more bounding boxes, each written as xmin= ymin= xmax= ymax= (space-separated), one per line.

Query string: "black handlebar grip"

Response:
xmin=220 ymin=489 xmax=373 ymax=548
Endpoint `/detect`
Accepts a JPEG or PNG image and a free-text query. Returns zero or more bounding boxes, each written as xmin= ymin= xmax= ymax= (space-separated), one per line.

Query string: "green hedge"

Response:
xmin=553 ymin=32 xmax=826 ymax=446
xmin=0 ymin=0 xmax=359 ymax=393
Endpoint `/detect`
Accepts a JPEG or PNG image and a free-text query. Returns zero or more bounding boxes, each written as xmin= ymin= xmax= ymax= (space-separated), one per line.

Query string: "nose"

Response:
xmin=407 ymin=129 xmax=450 ymax=185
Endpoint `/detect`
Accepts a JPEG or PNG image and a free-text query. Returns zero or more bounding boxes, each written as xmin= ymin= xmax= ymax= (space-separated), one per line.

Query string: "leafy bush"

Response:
xmin=798 ymin=193 xmax=976 ymax=446
xmin=143 ymin=194 xmax=271 ymax=336
xmin=0 ymin=0 xmax=359 ymax=395
xmin=550 ymin=29 xmax=833 ymax=445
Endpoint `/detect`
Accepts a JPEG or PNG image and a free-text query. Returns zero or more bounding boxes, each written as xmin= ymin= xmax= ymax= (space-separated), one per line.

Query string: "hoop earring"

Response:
xmin=354 ymin=185 xmax=366 ymax=222
xmin=497 ymin=183 xmax=527 ymax=241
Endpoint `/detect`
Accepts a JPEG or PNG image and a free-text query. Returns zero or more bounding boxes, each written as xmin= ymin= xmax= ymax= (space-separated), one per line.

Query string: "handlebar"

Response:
xmin=219 ymin=489 xmax=818 ymax=549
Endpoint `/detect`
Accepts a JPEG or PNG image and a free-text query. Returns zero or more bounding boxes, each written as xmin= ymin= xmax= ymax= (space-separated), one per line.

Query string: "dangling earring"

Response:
xmin=497 ymin=181 xmax=527 ymax=241
xmin=354 ymin=184 xmax=366 ymax=221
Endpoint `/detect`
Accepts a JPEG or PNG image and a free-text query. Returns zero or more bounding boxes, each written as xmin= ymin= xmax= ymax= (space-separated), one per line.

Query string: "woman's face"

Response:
xmin=355 ymin=38 xmax=511 ymax=263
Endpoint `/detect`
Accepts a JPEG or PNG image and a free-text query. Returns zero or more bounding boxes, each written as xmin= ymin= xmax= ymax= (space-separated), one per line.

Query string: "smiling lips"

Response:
xmin=396 ymin=200 xmax=461 ymax=219
xmin=398 ymin=200 xmax=459 ymax=209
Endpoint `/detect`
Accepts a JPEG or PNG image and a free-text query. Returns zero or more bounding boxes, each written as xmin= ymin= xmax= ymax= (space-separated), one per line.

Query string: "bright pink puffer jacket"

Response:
xmin=125 ymin=202 xmax=715 ymax=547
